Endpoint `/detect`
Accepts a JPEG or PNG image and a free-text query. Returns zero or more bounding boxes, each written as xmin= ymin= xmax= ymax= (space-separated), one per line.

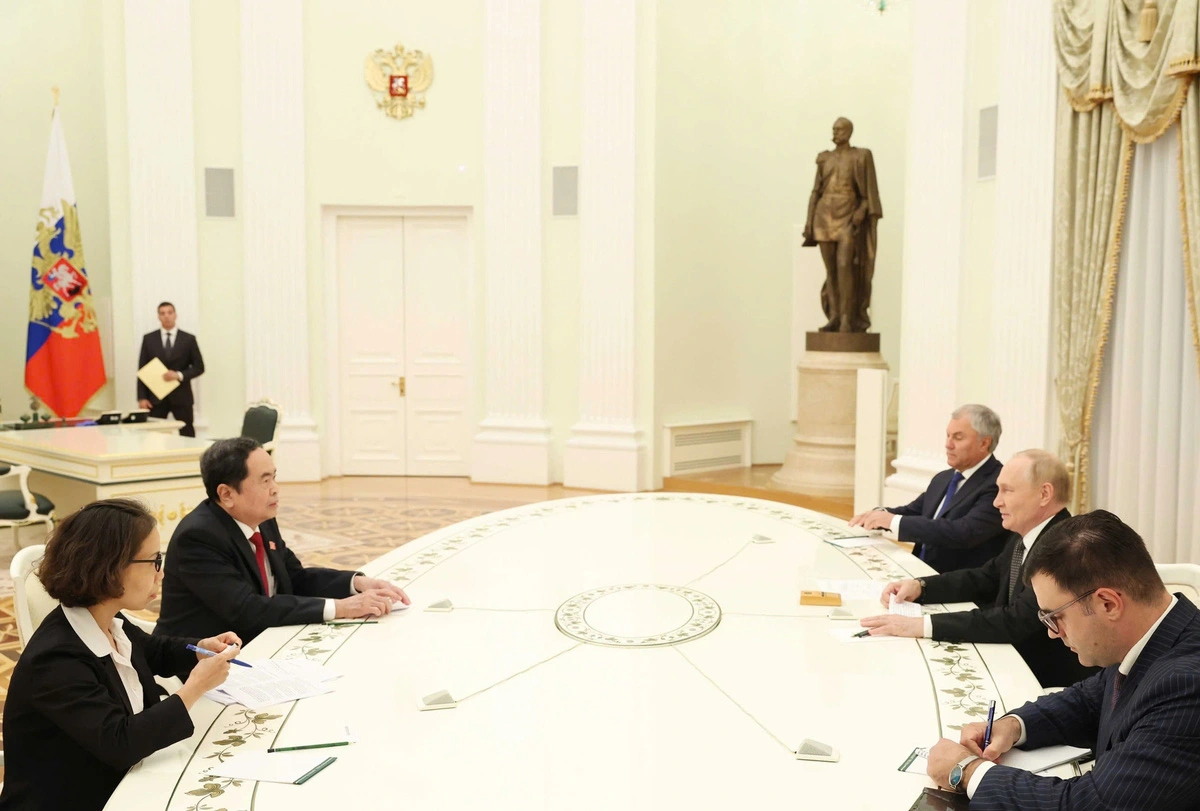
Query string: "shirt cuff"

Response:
xmin=967 ymin=761 xmax=994 ymax=798
xmin=1012 ymin=714 xmax=1027 ymax=746
xmin=349 ymin=572 xmax=363 ymax=596
xmin=177 ymin=372 xmax=185 ymax=382
xmin=322 ymin=599 xmax=336 ymax=622
xmin=923 ymin=615 xmax=933 ymax=638
xmin=889 ymin=514 xmax=902 ymax=535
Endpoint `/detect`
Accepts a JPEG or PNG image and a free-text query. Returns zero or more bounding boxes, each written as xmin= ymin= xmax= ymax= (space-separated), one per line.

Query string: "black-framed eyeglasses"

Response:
xmin=130 ymin=551 xmax=164 ymax=572
xmin=1037 ymin=588 xmax=1097 ymax=633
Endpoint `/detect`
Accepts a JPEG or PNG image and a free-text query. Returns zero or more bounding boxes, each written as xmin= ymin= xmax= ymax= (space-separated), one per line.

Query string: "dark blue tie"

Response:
xmin=934 ymin=471 xmax=965 ymax=519
xmin=920 ymin=471 xmax=965 ymax=561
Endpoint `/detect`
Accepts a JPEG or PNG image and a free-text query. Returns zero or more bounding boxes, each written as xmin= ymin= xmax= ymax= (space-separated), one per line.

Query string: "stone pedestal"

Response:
xmin=772 ymin=333 xmax=888 ymax=498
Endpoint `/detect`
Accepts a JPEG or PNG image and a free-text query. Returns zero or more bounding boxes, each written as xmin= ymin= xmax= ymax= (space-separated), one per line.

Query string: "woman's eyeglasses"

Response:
xmin=130 ymin=551 xmax=164 ymax=572
xmin=1037 ymin=588 xmax=1097 ymax=633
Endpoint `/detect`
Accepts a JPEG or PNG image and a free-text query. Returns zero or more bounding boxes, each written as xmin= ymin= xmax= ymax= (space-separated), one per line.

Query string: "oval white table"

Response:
xmin=108 ymin=494 xmax=1047 ymax=811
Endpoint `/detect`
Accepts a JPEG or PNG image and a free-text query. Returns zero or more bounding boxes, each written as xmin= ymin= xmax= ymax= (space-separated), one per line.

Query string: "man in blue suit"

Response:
xmin=850 ymin=404 xmax=1009 ymax=572
xmin=926 ymin=510 xmax=1200 ymax=809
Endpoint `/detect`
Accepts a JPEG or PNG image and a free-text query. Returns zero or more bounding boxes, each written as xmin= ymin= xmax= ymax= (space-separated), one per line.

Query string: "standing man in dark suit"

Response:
xmin=927 ymin=511 xmax=1200 ymax=808
xmin=155 ymin=438 xmax=410 ymax=651
xmin=849 ymin=403 xmax=1008 ymax=572
xmin=858 ymin=449 xmax=1098 ymax=688
xmin=137 ymin=301 xmax=205 ymax=437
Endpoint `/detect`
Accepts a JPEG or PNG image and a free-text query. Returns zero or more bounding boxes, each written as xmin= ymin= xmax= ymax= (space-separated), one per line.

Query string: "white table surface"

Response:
xmin=0 ymin=425 xmax=208 ymax=460
xmin=108 ymin=494 xmax=1047 ymax=811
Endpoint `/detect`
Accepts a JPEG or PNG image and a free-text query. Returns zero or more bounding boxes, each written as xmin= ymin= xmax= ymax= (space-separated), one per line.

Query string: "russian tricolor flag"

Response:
xmin=25 ymin=107 xmax=107 ymax=417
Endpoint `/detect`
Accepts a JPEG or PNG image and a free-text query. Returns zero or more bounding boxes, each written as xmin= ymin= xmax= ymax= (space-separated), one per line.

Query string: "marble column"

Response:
xmin=988 ymin=1 xmax=1057 ymax=454
xmin=241 ymin=0 xmax=319 ymax=481
xmin=563 ymin=0 xmax=645 ymax=491
xmin=470 ymin=0 xmax=552 ymax=485
xmin=123 ymin=0 xmax=204 ymax=430
xmin=884 ymin=0 xmax=970 ymax=504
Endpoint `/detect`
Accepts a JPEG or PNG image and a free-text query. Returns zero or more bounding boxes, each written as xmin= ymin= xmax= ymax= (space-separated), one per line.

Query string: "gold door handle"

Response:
xmin=391 ymin=376 xmax=406 ymax=396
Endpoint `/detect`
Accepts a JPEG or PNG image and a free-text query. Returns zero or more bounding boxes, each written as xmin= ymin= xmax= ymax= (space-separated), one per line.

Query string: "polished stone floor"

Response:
xmin=0 ymin=477 xmax=598 ymax=751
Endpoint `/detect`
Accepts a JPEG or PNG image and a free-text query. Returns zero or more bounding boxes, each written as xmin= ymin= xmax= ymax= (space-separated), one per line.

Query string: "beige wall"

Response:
xmin=653 ymin=0 xmax=913 ymax=467
xmin=0 ymin=0 xmax=113 ymax=420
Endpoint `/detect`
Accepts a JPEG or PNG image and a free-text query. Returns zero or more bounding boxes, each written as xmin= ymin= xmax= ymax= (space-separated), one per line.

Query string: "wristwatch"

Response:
xmin=949 ymin=755 xmax=981 ymax=793
xmin=916 ymin=577 xmax=928 ymax=598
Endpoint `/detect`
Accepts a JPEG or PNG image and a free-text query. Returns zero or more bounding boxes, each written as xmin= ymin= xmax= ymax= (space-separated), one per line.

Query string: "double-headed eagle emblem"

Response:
xmin=364 ymin=44 xmax=433 ymax=121
xmin=30 ymin=203 xmax=99 ymax=340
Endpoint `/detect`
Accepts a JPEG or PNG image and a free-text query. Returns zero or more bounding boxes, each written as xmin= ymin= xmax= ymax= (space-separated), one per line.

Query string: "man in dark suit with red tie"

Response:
xmin=849 ymin=403 xmax=1009 ymax=573
xmin=154 ymin=438 xmax=410 ymax=661
xmin=137 ymin=301 xmax=205 ymax=437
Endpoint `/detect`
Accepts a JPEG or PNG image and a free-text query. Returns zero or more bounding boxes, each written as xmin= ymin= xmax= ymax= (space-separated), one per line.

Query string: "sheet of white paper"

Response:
xmin=210 ymin=751 xmax=336 ymax=784
xmin=392 ymin=601 xmax=411 ymax=611
xmin=273 ymin=659 xmax=341 ymax=683
xmin=999 ymin=744 xmax=1091 ymax=773
xmin=816 ymin=579 xmax=885 ymax=601
xmin=890 ymin=595 xmax=924 ymax=617
xmin=209 ymin=660 xmax=333 ymax=710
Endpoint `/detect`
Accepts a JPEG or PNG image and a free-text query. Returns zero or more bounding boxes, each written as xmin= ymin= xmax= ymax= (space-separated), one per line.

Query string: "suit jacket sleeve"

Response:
xmin=181 ymin=333 xmax=204 ymax=381
xmin=928 ymin=579 xmax=1045 ymax=645
xmin=919 ymin=545 xmax=1006 ymax=607
xmin=972 ymin=672 xmax=1200 ymax=810
xmin=276 ymin=537 xmax=356 ymax=599
xmin=28 ymin=648 xmax=194 ymax=771
xmin=891 ymin=478 xmax=1005 ymax=550
xmin=123 ymin=617 xmax=198 ymax=678
xmin=171 ymin=524 xmax=329 ymax=639
xmin=887 ymin=487 xmax=930 ymax=518
xmin=137 ymin=335 xmax=152 ymax=402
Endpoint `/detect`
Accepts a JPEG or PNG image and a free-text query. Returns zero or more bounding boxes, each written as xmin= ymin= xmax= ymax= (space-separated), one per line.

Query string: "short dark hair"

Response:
xmin=39 ymin=499 xmax=158 ymax=607
xmin=157 ymin=301 xmax=175 ymax=311
xmin=1023 ymin=510 xmax=1164 ymax=605
xmin=201 ymin=437 xmax=264 ymax=500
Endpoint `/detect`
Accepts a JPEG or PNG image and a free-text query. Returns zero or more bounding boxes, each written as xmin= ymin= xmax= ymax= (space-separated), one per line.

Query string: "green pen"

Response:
xmin=325 ymin=620 xmax=378 ymax=626
xmin=293 ymin=756 xmax=337 ymax=785
xmin=853 ymin=629 xmax=871 ymax=638
xmin=268 ymin=741 xmax=350 ymax=753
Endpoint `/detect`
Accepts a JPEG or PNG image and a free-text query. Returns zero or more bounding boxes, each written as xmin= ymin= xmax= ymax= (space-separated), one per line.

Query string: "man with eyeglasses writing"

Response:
xmin=925 ymin=510 xmax=1200 ymax=809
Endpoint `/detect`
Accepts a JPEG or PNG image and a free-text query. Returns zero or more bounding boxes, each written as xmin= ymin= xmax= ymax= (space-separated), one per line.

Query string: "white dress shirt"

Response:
xmin=63 ymin=605 xmax=145 ymax=713
xmin=967 ymin=595 xmax=1180 ymax=797
xmin=920 ymin=512 xmax=1058 ymax=638
xmin=889 ymin=454 xmax=993 ymax=537
xmin=234 ymin=518 xmax=353 ymax=622
xmin=161 ymin=328 xmax=183 ymax=381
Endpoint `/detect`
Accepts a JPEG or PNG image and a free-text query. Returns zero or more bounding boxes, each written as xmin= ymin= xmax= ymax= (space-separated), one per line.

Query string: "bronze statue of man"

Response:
xmin=802 ymin=117 xmax=883 ymax=333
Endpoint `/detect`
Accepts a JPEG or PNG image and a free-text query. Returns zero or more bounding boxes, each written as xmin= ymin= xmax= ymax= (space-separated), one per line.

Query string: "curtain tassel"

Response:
xmin=1138 ymin=0 xmax=1158 ymax=43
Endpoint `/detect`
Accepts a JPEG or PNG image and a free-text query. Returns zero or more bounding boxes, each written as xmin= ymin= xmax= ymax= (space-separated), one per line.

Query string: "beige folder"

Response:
xmin=137 ymin=357 xmax=181 ymax=400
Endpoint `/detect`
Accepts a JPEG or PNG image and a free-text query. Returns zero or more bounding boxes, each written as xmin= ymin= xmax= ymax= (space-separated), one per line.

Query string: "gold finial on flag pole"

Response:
xmin=51 ymin=85 xmax=60 ymax=109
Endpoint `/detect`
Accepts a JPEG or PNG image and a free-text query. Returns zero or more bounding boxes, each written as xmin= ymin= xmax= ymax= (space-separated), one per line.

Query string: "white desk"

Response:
xmin=0 ymin=425 xmax=206 ymax=539
xmin=108 ymin=494 xmax=1048 ymax=810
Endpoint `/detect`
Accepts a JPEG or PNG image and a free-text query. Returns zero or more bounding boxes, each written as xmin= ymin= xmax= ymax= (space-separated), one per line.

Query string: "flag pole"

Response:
xmin=51 ymin=85 xmax=59 ymax=116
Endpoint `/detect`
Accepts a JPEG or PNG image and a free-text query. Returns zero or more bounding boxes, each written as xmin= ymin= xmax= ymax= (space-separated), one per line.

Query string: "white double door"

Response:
xmin=338 ymin=215 xmax=470 ymax=476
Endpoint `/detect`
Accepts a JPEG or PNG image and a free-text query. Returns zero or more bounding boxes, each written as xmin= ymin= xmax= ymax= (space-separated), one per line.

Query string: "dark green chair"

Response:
xmin=0 ymin=464 xmax=55 ymax=549
xmin=240 ymin=400 xmax=281 ymax=452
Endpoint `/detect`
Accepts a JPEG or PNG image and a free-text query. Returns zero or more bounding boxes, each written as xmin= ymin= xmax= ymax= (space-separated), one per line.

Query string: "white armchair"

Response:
xmin=1157 ymin=563 xmax=1200 ymax=603
xmin=0 ymin=464 xmax=54 ymax=551
xmin=11 ymin=544 xmax=56 ymax=649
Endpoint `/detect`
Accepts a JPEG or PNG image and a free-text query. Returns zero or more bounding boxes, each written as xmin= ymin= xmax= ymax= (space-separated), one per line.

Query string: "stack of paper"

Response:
xmin=890 ymin=594 xmax=924 ymax=617
xmin=816 ymin=579 xmax=885 ymax=601
xmin=205 ymin=660 xmax=338 ymax=710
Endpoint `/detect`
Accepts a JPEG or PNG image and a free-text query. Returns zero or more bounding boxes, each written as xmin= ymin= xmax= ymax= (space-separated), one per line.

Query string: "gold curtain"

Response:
xmin=1053 ymin=0 xmax=1200 ymax=509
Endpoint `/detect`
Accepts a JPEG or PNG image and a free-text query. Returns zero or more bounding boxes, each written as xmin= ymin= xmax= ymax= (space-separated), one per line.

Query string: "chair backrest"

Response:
xmin=240 ymin=400 xmax=281 ymax=447
xmin=11 ymin=544 xmax=58 ymax=648
xmin=1157 ymin=563 xmax=1200 ymax=603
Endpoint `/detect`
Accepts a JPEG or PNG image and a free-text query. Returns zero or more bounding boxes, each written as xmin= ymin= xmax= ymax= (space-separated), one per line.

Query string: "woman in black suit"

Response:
xmin=0 ymin=498 xmax=242 ymax=811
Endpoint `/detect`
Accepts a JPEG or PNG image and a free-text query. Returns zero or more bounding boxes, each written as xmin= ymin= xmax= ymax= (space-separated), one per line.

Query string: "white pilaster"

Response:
xmin=241 ymin=0 xmax=318 ymax=481
xmin=988 ymin=1 xmax=1057 ymax=454
xmin=885 ymin=0 xmax=970 ymax=504
xmin=564 ymin=0 xmax=645 ymax=492
xmin=470 ymin=0 xmax=551 ymax=485
xmin=123 ymin=0 xmax=205 ymax=429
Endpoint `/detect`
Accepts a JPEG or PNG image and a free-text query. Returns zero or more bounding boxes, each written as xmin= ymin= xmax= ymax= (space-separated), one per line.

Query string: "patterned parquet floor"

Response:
xmin=0 ymin=477 xmax=598 ymax=756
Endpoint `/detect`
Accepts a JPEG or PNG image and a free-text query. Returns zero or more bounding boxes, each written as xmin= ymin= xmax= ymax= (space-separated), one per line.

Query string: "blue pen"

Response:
xmin=983 ymin=699 xmax=997 ymax=749
xmin=187 ymin=643 xmax=253 ymax=668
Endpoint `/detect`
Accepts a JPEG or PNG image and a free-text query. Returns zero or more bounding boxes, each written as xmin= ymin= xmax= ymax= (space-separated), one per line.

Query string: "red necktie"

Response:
xmin=249 ymin=532 xmax=271 ymax=595
xmin=1111 ymin=672 xmax=1126 ymax=710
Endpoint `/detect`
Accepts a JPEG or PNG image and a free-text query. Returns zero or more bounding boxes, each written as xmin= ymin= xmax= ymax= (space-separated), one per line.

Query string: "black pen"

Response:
xmin=853 ymin=629 xmax=871 ymax=638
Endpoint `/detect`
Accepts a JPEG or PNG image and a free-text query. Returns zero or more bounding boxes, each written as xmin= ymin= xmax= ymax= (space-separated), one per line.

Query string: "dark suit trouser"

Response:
xmin=150 ymin=401 xmax=195 ymax=437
